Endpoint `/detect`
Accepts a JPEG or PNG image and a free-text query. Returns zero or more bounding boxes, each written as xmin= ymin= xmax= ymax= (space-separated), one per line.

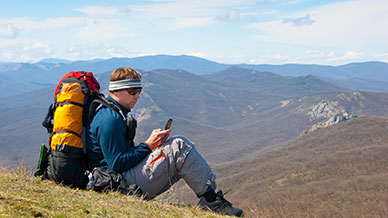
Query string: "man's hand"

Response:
xmin=144 ymin=129 xmax=171 ymax=150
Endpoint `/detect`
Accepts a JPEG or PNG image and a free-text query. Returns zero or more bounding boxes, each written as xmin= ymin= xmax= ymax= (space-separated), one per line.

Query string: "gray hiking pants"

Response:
xmin=122 ymin=136 xmax=216 ymax=199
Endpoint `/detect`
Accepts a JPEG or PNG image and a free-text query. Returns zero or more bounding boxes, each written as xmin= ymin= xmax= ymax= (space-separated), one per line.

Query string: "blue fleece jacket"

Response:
xmin=86 ymin=96 xmax=151 ymax=173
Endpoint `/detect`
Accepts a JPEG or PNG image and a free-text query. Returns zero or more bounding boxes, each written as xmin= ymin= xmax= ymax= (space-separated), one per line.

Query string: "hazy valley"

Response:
xmin=1 ymin=55 xmax=388 ymax=217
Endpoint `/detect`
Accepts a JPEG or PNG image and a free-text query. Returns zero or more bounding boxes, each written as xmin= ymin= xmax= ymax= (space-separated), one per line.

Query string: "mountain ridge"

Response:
xmin=240 ymin=61 xmax=388 ymax=91
xmin=1 ymin=55 xmax=388 ymax=97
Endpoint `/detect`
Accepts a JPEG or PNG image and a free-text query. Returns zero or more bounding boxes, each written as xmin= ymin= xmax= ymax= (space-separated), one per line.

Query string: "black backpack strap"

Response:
xmin=88 ymin=95 xmax=137 ymax=143
xmin=42 ymin=104 xmax=55 ymax=133
xmin=88 ymin=95 xmax=126 ymax=123
xmin=86 ymin=167 xmax=143 ymax=197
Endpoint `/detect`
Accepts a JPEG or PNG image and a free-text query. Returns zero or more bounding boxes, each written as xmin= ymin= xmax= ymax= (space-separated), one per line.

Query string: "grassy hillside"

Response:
xmin=214 ymin=115 xmax=388 ymax=217
xmin=162 ymin=116 xmax=388 ymax=217
xmin=0 ymin=168 xmax=228 ymax=218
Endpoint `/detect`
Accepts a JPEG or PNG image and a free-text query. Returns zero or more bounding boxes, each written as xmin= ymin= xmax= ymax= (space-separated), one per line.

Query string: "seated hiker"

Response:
xmin=86 ymin=67 xmax=243 ymax=217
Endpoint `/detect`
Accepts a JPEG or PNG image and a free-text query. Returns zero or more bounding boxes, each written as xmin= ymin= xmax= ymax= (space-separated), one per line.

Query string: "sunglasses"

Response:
xmin=126 ymin=88 xmax=142 ymax=96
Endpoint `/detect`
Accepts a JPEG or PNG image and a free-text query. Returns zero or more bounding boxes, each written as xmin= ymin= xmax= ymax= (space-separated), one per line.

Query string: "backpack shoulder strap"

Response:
xmin=87 ymin=94 xmax=137 ymax=144
xmin=88 ymin=94 xmax=126 ymax=123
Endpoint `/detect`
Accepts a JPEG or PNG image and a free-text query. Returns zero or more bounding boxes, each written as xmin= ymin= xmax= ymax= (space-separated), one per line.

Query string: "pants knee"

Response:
xmin=166 ymin=135 xmax=195 ymax=170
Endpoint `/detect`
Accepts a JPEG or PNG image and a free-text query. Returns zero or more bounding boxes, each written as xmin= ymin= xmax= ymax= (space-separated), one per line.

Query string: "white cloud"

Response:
xmin=215 ymin=10 xmax=242 ymax=22
xmin=75 ymin=18 xmax=134 ymax=41
xmin=0 ymin=23 xmax=20 ymax=38
xmin=370 ymin=53 xmax=388 ymax=63
xmin=307 ymin=50 xmax=335 ymax=59
xmin=380 ymin=54 xmax=388 ymax=63
xmin=271 ymin=54 xmax=290 ymax=60
xmin=282 ymin=14 xmax=315 ymax=26
xmin=0 ymin=42 xmax=146 ymax=62
xmin=0 ymin=0 xmax=387 ymax=65
xmin=245 ymin=49 xmax=388 ymax=65
xmin=304 ymin=50 xmax=366 ymax=64
xmin=120 ymin=0 xmax=262 ymax=28
xmin=215 ymin=10 xmax=258 ymax=22
xmin=57 ymin=44 xmax=143 ymax=61
xmin=0 ymin=42 xmax=55 ymax=62
xmin=24 ymin=42 xmax=50 ymax=50
xmin=0 ymin=14 xmax=134 ymax=44
xmin=336 ymin=51 xmax=364 ymax=61
xmin=128 ymin=1 xmax=218 ymax=28
xmin=250 ymin=0 xmax=388 ymax=47
xmin=0 ymin=17 xmax=81 ymax=32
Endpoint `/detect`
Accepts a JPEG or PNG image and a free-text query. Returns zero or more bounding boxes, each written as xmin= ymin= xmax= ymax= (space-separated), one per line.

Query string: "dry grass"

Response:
xmin=0 ymin=167 xmax=230 ymax=218
xmin=216 ymin=116 xmax=388 ymax=217
xmin=161 ymin=116 xmax=388 ymax=218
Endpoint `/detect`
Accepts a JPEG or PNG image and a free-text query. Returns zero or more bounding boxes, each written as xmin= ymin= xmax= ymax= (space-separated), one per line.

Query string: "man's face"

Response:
xmin=119 ymin=88 xmax=141 ymax=109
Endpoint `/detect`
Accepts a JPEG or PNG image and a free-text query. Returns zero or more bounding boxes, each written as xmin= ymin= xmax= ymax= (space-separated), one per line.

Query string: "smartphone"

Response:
xmin=165 ymin=119 xmax=173 ymax=130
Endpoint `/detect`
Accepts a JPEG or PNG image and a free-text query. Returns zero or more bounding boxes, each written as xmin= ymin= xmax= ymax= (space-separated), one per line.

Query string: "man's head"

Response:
xmin=108 ymin=67 xmax=142 ymax=109
xmin=110 ymin=67 xmax=142 ymax=82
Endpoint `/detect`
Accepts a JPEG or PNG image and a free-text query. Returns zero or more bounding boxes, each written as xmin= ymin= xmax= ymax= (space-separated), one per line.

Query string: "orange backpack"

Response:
xmin=40 ymin=71 xmax=101 ymax=188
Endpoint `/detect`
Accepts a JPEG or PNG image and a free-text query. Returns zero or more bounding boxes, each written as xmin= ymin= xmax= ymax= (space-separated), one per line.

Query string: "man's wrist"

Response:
xmin=143 ymin=141 xmax=153 ymax=150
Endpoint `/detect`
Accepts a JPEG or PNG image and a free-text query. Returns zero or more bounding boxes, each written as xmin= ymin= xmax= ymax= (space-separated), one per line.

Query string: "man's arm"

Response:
xmin=97 ymin=109 xmax=151 ymax=173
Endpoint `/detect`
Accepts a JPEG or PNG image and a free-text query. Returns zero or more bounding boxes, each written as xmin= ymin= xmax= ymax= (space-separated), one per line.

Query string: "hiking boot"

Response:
xmin=197 ymin=190 xmax=243 ymax=217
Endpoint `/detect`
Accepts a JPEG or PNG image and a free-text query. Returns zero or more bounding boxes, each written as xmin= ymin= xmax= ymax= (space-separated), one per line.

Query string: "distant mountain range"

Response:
xmin=240 ymin=61 xmax=388 ymax=92
xmin=0 ymin=55 xmax=388 ymax=98
xmin=1 ymin=65 xmax=388 ymax=167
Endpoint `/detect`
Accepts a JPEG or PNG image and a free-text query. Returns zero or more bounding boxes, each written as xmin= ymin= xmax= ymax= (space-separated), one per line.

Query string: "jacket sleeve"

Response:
xmin=96 ymin=109 xmax=151 ymax=173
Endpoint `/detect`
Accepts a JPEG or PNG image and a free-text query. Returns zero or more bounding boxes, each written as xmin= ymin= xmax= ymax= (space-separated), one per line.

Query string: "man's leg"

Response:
xmin=122 ymin=136 xmax=243 ymax=217
xmin=123 ymin=136 xmax=215 ymax=198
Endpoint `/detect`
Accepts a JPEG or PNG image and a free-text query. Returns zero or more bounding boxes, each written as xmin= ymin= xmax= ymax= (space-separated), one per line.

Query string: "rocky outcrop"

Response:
xmin=298 ymin=94 xmax=362 ymax=134
xmin=303 ymin=113 xmax=358 ymax=134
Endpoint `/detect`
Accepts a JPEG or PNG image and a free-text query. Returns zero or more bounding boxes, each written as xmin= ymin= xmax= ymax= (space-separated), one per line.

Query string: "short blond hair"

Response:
xmin=110 ymin=67 xmax=141 ymax=82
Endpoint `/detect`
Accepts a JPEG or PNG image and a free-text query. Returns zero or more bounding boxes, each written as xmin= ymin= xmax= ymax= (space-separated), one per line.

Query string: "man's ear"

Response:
xmin=109 ymin=90 xmax=121 ymax=100
xmin=110 ymin=90 xmax=123 ymax=95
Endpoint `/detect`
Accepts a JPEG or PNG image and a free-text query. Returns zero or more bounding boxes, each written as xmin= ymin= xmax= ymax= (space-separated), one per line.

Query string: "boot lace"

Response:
xmin=214 ymin=190 xmax=233 ymax=211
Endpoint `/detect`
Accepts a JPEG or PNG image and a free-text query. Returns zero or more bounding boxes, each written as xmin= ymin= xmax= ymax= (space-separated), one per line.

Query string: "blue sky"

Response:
xmin=0 ymin=0 xmax=387 ymax=65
